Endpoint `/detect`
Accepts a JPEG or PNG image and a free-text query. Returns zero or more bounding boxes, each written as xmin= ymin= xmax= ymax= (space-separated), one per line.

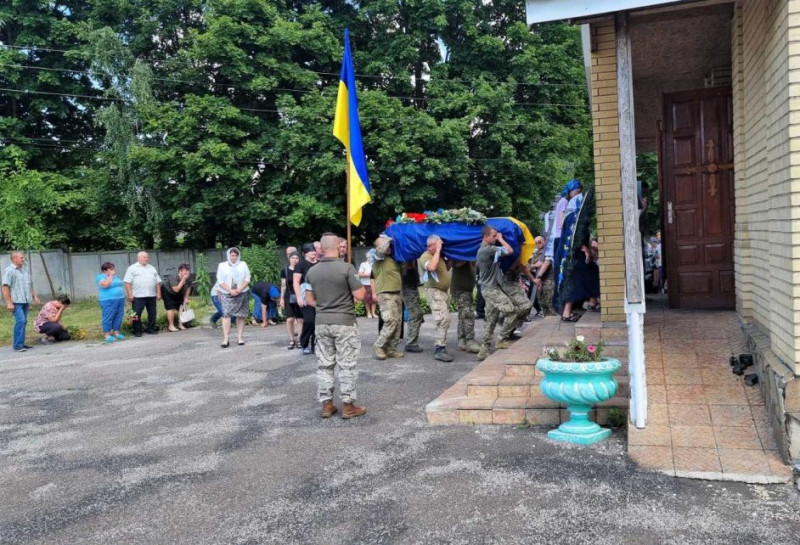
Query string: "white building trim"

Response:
xmin=525 ymin=0 xmax=685 ymax=24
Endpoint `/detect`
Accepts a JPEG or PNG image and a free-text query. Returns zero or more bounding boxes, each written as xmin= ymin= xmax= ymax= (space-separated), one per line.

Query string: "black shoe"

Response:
xmin=145 ymin=329 xmax=158 ymax=335
xmin=475 ymin=314 xmax=485 ymax=320
xmin=134 ymin=332 xmax=143 ymax=337
xmin=22 ymin=344 xmax=34 ymax=349
xmin=13 ymin=347 xmax=27 ymax=352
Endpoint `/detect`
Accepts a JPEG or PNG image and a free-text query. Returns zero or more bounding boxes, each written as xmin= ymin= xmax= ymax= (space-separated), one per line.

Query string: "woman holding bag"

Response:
xmin=216 ymin=247 xmax=251 ymax=348
xmin=280 ymin=251 xmax=302 ymax=349
xmin=162 ymin=263 xmax=192 ymax=332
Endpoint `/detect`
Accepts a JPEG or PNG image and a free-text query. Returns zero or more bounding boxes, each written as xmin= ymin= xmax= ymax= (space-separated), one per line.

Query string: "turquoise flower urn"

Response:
xmin=535 ymin=357 xmax=622 ymax=445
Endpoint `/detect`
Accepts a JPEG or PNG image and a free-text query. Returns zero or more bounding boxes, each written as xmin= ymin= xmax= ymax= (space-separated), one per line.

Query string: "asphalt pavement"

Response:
xmin=1 ymin=316 xmax=799 ymax=545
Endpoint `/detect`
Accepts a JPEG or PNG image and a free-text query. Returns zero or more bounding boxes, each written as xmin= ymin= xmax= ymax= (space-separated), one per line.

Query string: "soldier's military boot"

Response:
xmin=320 ymin=400 xmax=338 ymax=418
xmin=496 ymin=339 xmax=513 ymax=349
xmin=465 ymin=340 xmax=481 ymax=354
xmin=373 ymin=345 xmax=388 ymax=360
xmin=477 ymin=346 xmax=490 ymax=361
xmin=458 ymin=339 xmax=467 ymax=352
xmin=341 ymin=402 xmax=367 ymax=419
xmin=434 ymin=346 xmax=454 ymax=362
xmin=404 ymin=343 xmax=423 ymax=353
xmin=386 ymin=349 xmax=405 ymax=359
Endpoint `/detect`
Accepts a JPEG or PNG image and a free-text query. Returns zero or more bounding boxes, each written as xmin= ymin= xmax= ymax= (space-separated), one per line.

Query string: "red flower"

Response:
xmin=385 ymin=218 xmax=396 ymax=228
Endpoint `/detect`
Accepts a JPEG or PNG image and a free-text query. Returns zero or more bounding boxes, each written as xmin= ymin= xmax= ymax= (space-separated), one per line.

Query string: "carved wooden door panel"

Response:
xmin=662 ymin=87 xmax=735 ymax=309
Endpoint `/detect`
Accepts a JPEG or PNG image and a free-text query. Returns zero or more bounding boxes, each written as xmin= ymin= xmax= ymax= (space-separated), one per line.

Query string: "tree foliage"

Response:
xmin=1 ymin=0 xmax=593 ymax=251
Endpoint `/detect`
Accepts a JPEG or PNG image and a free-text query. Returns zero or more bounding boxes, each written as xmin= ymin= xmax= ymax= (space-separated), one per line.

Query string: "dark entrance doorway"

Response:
xmin=660 ymin=87 xmax=735 ymax=309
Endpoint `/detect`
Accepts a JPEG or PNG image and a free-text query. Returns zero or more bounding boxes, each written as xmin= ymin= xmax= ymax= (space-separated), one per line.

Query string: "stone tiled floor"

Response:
xmin=628 ymin=297 xmax=793 ymax=483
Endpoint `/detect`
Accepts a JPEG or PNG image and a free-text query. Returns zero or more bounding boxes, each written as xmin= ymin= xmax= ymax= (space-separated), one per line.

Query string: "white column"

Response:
xmin=616 ymin=11 xmax=647 ymax=427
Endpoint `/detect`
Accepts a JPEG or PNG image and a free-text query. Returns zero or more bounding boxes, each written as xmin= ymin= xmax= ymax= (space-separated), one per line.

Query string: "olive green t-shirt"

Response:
xmin=419 ymin=251 xmax=450 ymax=291
xmin=450 ymin=262 xmax=476 ymax=293
xmin=305 ymin=258 xmax=362 ymax=326
xmin=372 ymin=257 xmax=402 ymax=293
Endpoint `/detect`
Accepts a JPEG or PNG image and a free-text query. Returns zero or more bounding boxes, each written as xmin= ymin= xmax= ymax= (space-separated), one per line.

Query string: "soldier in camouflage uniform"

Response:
xmin=450 ymin=260 xmax=480 ymax=353
xmin=305 ymin=234 xmax=368 ymax=420
xmin=533 ymin=244 xmax=556 ymax=317
xmin=401 ymin=261 xmax=424 ymax=353
xmin=371 ymin=235 xmax=404 ymax=360
xmin=476 ymin=226 xmax=518 ymax=361
xmin=420 ymin=235 xmax=454 ymax=362
xmin=500 ymin=258 xmax=534 ymax=338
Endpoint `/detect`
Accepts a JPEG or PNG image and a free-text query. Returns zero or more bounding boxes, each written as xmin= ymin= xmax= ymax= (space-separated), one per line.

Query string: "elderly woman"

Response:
xmin=95 ymin=262 xmax=126 ymax=343
xmin=163 ymin=263 xmax=192 ymax=332
xmin=216 ymin=247 xmax=251 ymax=347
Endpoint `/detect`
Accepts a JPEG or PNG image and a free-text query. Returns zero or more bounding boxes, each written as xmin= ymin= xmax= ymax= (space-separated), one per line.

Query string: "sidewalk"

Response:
xmin=628 ymin=300 xmax=793 ymax=483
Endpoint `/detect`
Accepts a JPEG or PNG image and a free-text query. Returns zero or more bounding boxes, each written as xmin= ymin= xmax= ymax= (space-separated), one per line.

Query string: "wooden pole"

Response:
xmin=346 ymin=163 xmax=352 ymax=264
xmin=616 ymin=11 xmax=644 ymax=304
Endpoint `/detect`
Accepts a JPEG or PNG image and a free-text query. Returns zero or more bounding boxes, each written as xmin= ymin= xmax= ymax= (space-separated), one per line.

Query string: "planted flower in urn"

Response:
xmin=537 ymin=335 xmax=621 ymax=445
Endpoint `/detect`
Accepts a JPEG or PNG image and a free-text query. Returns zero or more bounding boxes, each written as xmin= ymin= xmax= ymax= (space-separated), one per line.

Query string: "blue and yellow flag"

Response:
xmin=333 ymin=29 xmax=371 ymax=226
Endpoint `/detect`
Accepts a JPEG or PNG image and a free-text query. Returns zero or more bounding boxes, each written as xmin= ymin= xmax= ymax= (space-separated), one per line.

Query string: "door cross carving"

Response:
xmin=674 ymin=139 xmax=733 ymax=197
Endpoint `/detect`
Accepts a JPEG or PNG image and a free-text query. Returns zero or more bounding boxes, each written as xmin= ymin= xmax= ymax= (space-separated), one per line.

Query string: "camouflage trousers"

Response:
xmin=504 ymin=281 xmax=533 ymax=333
xmin=375 ymin=292 xmax=402 ymax=351
xmin=538 ymin=273 xmax=556 ymax=316
xmin=426 ymin=288 xmax=451 ymax=347
xmin=480 ymin=285 xmax=518 ymax=346
xmin=401 ymin=287 xmax=423 ymax=345
xmin=315 ymin=324 xmax=360 ymax=403
xmin=451 ymin=288 xmax=476 ymax=343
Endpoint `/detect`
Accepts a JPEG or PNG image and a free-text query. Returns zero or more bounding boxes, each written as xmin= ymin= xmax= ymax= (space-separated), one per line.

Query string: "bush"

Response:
xmin=241 ymin=242 xmax=281 ymax=284
xmin=194 ymin=253 xmax=212 ymax=305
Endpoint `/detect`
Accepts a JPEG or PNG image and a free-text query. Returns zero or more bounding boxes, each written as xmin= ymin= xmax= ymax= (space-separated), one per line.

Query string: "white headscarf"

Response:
xmin=217 ymin=247 xmax=251 ymax=293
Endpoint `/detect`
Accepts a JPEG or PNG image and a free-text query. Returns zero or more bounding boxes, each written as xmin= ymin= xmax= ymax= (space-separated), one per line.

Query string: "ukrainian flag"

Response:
xmin=333 ymin=29 xmax=371 ymax=226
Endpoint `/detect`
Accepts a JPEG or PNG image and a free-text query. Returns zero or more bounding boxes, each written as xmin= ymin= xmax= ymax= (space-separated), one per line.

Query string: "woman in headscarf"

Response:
xmin=552 ymin=180 xmax=583 ymax=315
xmin=555 ymin=186 xmax=600 ymax=321
xmin=215 ymin=247 xmax=251 ymax=347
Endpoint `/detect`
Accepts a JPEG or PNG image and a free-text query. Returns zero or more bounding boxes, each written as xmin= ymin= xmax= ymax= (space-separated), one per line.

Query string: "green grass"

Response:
xmin=0 ymin=297 xmax=219 ymax=347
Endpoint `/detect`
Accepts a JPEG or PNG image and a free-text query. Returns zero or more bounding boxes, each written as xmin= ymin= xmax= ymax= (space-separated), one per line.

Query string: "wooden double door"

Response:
xmin=661 ymin=87 xmax=735 ymax=309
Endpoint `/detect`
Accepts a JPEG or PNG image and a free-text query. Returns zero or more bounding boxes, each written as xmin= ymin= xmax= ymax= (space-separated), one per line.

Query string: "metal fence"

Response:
xmin=0 ymin=247 xmax=370 ymax=301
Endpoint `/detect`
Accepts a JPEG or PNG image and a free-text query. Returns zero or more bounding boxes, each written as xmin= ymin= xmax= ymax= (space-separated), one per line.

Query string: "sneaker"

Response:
xmin=341 ymin=402 xmax=367 ymax=419
xmin=385 ymin=349 xmax=404 ymax=359
xmin=477 ymin=347 xmax=490 ymax=361
xmin=373 ymin=346 xmax=388 ymax=360
xmin=404 ymin=343 xmax=423 ymax=353
xmin=496 ymin=339 xmax=513 ymax=349
xmin=302 ymin=347 xmax=312 ymax=355
xmin=22 ymin=344 xmax=33 ymax=349
xmin=267 ymin=320 xmax=277 ymax=326
xmin=434 ymin=346 xmax=454 ymax=362
xmin=114 ymin=334 xmax=125 ymax=340
xmin=13 ymin=347 xmax=27 ymax=352
xmin=40 ymin=336 xmax=54 ymax=345
xmin=103 ymin=336 xmax=115 ymax=344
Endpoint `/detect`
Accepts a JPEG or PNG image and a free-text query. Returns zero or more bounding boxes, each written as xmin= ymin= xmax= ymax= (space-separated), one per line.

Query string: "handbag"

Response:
xmin=179 ymin=304 xmax=196 ymax=324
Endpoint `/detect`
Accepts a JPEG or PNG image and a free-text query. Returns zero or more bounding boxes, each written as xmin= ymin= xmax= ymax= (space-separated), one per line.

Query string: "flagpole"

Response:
xmin=346 ymin=166 xmax=352 ymax=264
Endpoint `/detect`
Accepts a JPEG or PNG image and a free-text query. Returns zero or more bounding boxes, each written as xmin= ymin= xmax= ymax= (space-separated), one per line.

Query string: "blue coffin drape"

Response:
xmin=384 ymin=218 xmax=524 ymax=268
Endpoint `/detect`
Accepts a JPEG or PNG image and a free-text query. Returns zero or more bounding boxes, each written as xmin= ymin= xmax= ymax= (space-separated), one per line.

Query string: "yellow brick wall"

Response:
xmin=734 ymin=0 xmax=800 ymax=372
xmin=590 ymin=19 xmax=627 ymax=323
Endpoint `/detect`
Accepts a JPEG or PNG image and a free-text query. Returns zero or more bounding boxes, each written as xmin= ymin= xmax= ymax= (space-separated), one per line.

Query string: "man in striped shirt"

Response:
xmin=2 ymin=252 xmax=40 ymax=352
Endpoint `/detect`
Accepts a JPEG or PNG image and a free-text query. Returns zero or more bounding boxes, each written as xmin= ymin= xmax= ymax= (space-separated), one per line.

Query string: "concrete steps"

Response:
xmin=426 ymin=315 xmax=629 ymax=426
